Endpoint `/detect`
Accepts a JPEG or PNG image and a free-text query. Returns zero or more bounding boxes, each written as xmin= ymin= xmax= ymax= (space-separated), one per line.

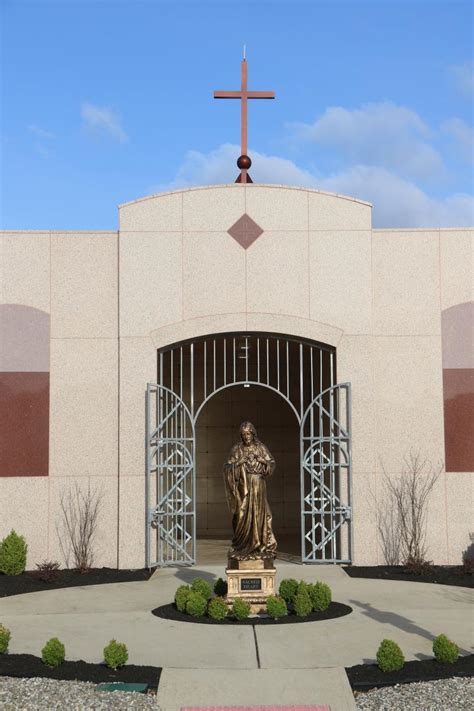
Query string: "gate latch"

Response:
xmin=336 ymin=506 xmax=352 ymax=521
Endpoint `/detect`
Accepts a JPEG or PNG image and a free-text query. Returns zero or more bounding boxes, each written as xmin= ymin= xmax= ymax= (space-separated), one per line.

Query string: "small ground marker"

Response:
xmin=96 ymin=682 xmax=148 ymax=693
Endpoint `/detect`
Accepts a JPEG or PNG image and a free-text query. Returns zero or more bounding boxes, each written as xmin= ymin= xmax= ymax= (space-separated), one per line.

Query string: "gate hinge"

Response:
xmin=148 ymin=508 xmax=163 ymax=525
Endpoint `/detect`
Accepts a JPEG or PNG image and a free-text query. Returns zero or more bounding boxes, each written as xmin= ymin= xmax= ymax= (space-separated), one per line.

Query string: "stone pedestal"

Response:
xmin=225 ymin=558 xmax=276 ymax=613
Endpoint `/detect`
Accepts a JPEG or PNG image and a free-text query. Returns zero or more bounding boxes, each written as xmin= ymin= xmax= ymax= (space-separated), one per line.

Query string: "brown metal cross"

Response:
xmin=214 ymin=57 xmax=275 ymax=183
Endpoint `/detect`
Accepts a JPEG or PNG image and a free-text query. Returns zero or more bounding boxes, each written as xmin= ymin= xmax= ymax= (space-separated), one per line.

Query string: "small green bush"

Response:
xmin=433 ymin=634 xmax=459 ymax=664
xmin=191 ymin=577 xmax=212 ymax=600
xmin=214 ymin=577 xmax=228 ymax=596
xmin=0 ymin=530 xmax=28 ymax=576
xmin=279 ymin=578 xmax=299 ymax=605
xmin=208 ymin=596 xmax=228 ymax=621
xmin=376 ymin=639 xmax=405 ymax=672
xmin=293 ymin=587 xmax=312 ymax=617
xmin=309 ymin=581 xmax=332 ymax=612
xmin=0 ymin=624 xmax=11 ymax=654
xmin=266 ymin=595 xmax=288 ymax=620
xmin=104 ymin=639 xmax=128 ymax=670
xmin=186 ymin=591 xmax=207 ymax=617
xmin=232 ymin=598 xmax=251 ymax=620
xmin=41 ymin=638 xmax=65 ymax=667
xmin=175 ymin=584 xmax=191 ymax=612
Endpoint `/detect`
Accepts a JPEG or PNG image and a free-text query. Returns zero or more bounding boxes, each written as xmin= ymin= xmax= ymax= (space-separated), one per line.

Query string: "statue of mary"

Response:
xmin=223 ymin=421 xmax=277 ymax=561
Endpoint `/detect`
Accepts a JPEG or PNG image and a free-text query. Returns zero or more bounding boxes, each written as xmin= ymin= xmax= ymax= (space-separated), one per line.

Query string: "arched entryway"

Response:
xmin=146 ymin=332 xmax=352 ymax=567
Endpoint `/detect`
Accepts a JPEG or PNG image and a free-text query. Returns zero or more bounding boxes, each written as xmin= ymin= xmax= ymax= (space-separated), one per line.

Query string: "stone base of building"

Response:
xmin=225 ymin=557 xmax=276 ymax=613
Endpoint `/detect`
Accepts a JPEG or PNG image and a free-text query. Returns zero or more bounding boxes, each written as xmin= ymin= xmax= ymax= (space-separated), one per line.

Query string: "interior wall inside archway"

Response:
xmin=195 ymin=385 xmax=300 ymax=554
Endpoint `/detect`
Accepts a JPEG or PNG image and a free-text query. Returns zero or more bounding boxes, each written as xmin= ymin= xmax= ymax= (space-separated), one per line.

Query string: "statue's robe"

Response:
xmin=223 ymin=440 xmax=277 ymax=560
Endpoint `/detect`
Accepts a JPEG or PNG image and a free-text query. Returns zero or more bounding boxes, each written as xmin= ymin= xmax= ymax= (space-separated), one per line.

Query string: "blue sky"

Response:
xmin=2 ymin=0 xmax=473 ymax=229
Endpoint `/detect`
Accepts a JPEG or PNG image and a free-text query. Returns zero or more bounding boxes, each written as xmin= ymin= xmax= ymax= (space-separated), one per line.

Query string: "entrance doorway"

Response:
xmin=146 ymin=332 xmax=352 ymax=567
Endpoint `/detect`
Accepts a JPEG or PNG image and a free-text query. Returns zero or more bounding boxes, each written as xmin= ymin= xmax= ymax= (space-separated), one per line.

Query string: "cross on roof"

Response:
xmin=214 ymin=54 xmax=275 ymax=183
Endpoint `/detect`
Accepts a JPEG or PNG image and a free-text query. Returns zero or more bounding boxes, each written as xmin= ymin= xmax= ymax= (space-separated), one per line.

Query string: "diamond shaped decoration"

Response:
xmin=227 ymin=213 xmax=264 ymax=249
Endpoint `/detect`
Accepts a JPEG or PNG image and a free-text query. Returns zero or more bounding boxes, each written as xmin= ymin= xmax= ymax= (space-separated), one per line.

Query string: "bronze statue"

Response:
xmin=223 ymin=421 xmax=277 ymax=560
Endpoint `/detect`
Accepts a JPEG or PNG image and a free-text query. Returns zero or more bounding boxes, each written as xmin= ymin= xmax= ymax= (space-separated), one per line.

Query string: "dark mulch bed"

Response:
xmin=151 ymin=601 xmax=352 ymax=624
xmin=0 ymin=568 xmax=152 ymax=598
xmin=343 ymin=565 xmax=474 ymax=588
xmin=346 ymin=654 xmax=474 ymax=691
xmin=0 ymin=653 xmax=161 ymax=689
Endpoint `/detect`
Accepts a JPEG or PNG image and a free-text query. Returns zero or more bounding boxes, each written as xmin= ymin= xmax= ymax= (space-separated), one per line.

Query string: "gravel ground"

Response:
xmin=1 ymin=674 xmax=472 ymax=710
xmin=0 ymin=677 xmax=159 ymax=710
xmin=355 ymin=677 xmax=474 ymax=710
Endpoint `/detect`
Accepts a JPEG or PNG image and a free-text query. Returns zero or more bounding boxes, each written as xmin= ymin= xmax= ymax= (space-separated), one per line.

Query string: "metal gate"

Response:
xmin=146 ymin=384 xmax=195 ymax=567
xmin=301 ymin=383 xmax=352 ymax=562
xmin=145 ymin=333 xmax=352 ymax=567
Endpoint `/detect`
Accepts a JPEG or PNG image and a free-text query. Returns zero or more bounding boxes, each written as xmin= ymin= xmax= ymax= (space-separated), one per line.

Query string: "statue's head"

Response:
xmin=240 ymin=421 xmax=257 ymax=446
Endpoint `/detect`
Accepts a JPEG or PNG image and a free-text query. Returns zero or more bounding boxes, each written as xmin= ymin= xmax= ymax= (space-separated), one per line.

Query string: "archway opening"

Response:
xmin=195 ymin=384 xmax=300 ymax=561
xmin=147 ymin=331 xmax=351 ymax=567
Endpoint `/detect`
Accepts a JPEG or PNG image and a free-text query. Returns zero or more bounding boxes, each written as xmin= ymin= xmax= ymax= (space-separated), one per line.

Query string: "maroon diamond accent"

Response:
xmin=227 ymin=213 xmax=264 ymax=250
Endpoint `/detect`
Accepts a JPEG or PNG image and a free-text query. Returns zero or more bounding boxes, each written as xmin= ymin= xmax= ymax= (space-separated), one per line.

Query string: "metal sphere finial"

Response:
xmin=237 ymin=154 xmax=252 ymax=170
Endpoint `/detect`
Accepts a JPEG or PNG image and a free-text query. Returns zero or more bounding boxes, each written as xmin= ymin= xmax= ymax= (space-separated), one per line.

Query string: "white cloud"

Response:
xmin=291 ymin=102 xmax=444 ymax=180
xmin=449 ymin=62 xmax=474 ymax=97
xmin=151 ymin=143 xmax=319 ymax=192
xmin=81 ymin=103 xmax=128 ymax=143
xmin=318 ymin=165 xmax=474 ymax=228
xmin=28 ymin=124 xmax=55 ymax=139
xmin=442 ymin=118 xmax=474 ymax=162
xmin=156 ymin=144 xmax=474 ymax=229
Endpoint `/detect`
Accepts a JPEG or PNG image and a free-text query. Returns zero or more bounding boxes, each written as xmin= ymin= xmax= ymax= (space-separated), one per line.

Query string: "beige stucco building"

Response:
xmin=1 ymin=184 xmax=473 ymax=570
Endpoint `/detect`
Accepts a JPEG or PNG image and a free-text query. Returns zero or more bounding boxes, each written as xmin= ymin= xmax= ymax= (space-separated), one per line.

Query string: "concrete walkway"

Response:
xmin=157 ymin=668 xmax=355 ymax=711
xmin=0 ymin=562 xmax=473 ymax=710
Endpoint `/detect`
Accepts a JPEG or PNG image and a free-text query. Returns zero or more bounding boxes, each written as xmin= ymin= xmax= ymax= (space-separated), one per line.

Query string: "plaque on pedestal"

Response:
xmin=225 ymin=558 xmax=276 ymax=613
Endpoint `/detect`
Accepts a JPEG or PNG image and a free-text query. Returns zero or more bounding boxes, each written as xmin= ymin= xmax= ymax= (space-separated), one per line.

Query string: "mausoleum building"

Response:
xmin=1 ymin=183 xmax=473 ymax=569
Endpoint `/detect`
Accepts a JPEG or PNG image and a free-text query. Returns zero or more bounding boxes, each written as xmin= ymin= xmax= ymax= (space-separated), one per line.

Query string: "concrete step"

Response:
xmin=156 ymin=667 xmax=356 ymax=711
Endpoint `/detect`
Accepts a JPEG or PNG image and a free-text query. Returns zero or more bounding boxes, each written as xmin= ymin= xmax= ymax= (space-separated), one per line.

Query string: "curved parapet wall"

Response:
xmin=119 ymin=183 xmax=372 ymax=232
xmin=118 ymin=184 xmax=373 ymax=341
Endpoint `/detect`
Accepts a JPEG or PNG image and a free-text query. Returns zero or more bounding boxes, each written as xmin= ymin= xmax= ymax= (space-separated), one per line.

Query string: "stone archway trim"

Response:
xmin=149 ymin=312 xmax=344 ymax=351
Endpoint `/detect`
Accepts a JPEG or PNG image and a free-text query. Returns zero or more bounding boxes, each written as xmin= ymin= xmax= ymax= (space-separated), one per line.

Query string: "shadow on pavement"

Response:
xmin=349 ymin=599 xmax=472 ymax=655
xmin=173 ymin=568 xmax=218 ymax=586
xmin=349 ymin=599 xmax=436 ymax=641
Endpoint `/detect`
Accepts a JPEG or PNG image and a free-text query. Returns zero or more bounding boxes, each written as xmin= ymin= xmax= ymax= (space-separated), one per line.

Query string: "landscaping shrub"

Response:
xmin=376 ymin=639 xmax=405 ymax=672
xmin=186 ymin=591 xmax=207 ymax=617
xmin=214 ymin=577 xmax=228 ymax=596
xmin=191 ymin=577 xmax=212 ymax=600
xmin=175 ymin=584 xmax=191 ymax=612
xmin=57 ymin=482 xmax=102 ymax=571
xmin=35 ymin=560 xmax=61 ymax=583
xmin=433 ymin=634 xmax=459 ymax=664
xmin=404 ymin=555 xmax=434 ymax=574
xmin=232 ymin=598 xmax=251 ymax=620
xmin=309 ymin=581 xmax=332 ymax=612
xmin=278 ymin=578 xmax=298 ymax=605
xmin=266 ymin=595 xmax=287 ymax=620
xmin=296 ymin=580 xmax=309 ymax=594
xmin=208 ymin=596 xmax=228 ymax=621
xmin=293 ymin=586 xmax=312 ymax=617
xmin=41 ymin=638 xmax=66 ymax=667
xmin=0 ymin=530 xmax=28 ymax=576
xmin=104 ymin=639 xmax=128 ymax=670
xmin=0 ymin=624 xmax=11 ymax=653
xmin=462 ymin=556 xmax=474 ymax=575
